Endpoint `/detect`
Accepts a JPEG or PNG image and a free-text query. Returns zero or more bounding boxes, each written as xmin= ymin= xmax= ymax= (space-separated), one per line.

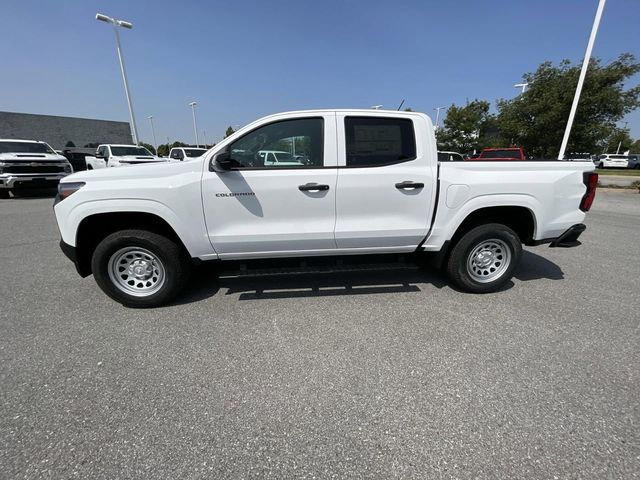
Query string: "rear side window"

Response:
xmin=345 ymin=117 xmax=416 ymax=167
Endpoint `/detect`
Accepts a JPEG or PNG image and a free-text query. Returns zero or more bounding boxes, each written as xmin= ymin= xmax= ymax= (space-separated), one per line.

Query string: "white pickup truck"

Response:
xmin=54 ymin=110 xmax=597 ymax=307
xmin=1 ymin=139 xmax=73 ymax=198
xmin=85 ymin=144 xmax=169 ymax=170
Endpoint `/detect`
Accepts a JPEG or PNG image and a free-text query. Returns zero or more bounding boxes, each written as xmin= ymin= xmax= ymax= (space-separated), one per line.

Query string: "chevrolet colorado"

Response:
xmin=54 ymin=110 xmax=597 ymax=307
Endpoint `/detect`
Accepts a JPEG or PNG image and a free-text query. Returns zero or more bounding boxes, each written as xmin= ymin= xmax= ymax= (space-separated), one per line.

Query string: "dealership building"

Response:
xmin=0 ymin=111 xmax=131 ymax=149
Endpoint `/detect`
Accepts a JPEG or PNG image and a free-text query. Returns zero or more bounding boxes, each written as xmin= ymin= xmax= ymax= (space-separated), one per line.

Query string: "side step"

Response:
xmin=217 ymin=254 xmax=418 ymax=279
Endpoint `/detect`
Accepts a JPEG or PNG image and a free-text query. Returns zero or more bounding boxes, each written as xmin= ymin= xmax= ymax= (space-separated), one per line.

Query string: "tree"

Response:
xmin=496 ymin=53 xmax=640 ymax=158
xmin=225 ymin=126 xmax=236 ymax=138
xmin=156 ymin=141 xmax=187 ymax=157
xmin=436 ymin=100 xmax=495 ymax=153
xmin=65 ymin=140 xmax=75 ymax=148
xmin=140 ymin=142 xmax=156 ymax=155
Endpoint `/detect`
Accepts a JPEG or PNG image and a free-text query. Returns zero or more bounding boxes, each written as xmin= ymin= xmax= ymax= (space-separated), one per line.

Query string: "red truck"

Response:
xmin=469 ymin=147 xmax=526 ymax=161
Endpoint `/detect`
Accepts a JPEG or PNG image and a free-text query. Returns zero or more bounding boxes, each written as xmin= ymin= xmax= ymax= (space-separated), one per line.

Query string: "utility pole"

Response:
xmin=148 ymin=115 xmax=157 ymax=154
xmin=616 ymin=121 xmax=629 ymax=154
xmin=189 ymin=101 xmax=199 ymax=147
xmin=96 ymin=13 xmax=140 ymax=145
xmin=434 ymin=106 xmax=446 ymax=129
xmin=558 ymin=0 xmax=606 ymax=159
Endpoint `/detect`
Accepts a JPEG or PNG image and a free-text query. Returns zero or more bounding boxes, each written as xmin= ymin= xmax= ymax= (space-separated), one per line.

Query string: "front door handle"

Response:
xmin=395 ymin=181 xmax=424 ymax=190
xmin=299 ymin=183 xmax=330 ymax=192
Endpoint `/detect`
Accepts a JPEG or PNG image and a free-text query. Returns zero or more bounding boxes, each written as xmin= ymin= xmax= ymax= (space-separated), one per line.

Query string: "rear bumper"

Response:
xmin=530 ymin=223 xmax=586 ymax=248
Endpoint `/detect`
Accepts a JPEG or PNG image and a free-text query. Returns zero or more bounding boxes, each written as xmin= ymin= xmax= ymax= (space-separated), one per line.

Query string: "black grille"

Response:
xmin=4 ymin=165 xmax=65 ymax=174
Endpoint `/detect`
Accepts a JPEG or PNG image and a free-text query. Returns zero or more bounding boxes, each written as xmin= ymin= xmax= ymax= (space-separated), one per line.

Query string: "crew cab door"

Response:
xmin=334 ymin=113 xmax=436 ymax=249
xmin=201 ymin=113 xmax=338 ymax=258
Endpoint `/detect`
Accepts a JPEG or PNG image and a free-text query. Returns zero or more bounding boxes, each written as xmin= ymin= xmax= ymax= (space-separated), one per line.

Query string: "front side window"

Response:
xmin=228 ymin=118 xmax=323 ymax=169
xmin=345 ymin=117 xmax=416 ymax=167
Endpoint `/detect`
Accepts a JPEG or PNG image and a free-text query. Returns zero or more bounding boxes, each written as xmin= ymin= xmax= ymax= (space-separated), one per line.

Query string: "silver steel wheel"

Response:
xmin=466 ymin=238 xmax=511 ymax=283
xmin=107 ymin=247 xmax=166 ymax=297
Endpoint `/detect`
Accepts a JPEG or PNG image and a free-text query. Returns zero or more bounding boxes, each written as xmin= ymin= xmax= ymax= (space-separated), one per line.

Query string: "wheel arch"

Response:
xmin=74 ymin=211 xmax=191 ymax=277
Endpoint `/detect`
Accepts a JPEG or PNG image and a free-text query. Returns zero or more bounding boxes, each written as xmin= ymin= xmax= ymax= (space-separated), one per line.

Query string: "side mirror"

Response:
xmin=95 ymin=152 xmax=104 ymax=159
xmin=210 ymin=150 xmax=233 ymax=172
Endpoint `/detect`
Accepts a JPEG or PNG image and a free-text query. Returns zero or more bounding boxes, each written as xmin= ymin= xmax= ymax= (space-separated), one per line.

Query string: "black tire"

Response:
xmin=91 ymin=229 xmax=191 ymax=308
xmin=0 ymin=189 xmax=10 ymax=199
xmin=445 ymin=223 xmax=522 ymax=293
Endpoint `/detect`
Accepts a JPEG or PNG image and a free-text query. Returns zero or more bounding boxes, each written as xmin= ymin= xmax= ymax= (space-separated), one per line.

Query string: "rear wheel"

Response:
xmin=91 ymin=229 xmax=191 ymax=308
xmin=446 ymin=223 xmax=522 ymax=293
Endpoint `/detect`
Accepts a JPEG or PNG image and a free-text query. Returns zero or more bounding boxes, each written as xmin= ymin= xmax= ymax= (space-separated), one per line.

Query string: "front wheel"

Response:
xmin=91 ymin=229 xmax=191 ymax=308
xmin=445 ymin=223 xmax=522 ymax=293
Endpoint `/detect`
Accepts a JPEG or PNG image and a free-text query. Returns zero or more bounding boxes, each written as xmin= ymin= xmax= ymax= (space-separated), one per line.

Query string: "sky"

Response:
xmin=1 ymin=0 xmax=639 ymax=145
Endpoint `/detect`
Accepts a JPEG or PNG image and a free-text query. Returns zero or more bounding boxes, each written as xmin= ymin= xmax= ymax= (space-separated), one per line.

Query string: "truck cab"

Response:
xmin=0 ymin=139 xmax=72 ymax=198
xmin=168 ymin=147 xmax=208 ymax=161
xmin=86 ymin=144 xmax=168 ymax=169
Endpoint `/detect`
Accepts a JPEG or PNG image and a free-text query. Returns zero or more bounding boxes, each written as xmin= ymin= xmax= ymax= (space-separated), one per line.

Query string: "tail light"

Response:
xmin=580 ymin=172 xmax=598 ymax=212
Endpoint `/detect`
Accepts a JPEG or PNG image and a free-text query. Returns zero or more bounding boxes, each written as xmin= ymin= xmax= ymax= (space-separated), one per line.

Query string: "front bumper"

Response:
xmin=0 ymin=174 xmax=67 ymax=189
xmin=60 ymin=240 xmax=90 ymax=277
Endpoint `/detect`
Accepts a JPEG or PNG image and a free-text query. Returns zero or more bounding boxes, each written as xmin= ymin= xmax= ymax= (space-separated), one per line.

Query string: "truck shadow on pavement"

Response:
xmin=170 ymin=250 xmax=564 ymax=305
xmin=172 ymin=250 xmax=563 ymax=303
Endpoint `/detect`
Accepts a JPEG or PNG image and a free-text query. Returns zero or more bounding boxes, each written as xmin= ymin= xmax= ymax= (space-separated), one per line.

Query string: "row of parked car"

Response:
xmin=438 ymin=148 xmax=640 ymax=169
xmin=2 ymin=137 xmax=638 ymax=198
xmin=0 ymin=139 xmax=208 ymax=198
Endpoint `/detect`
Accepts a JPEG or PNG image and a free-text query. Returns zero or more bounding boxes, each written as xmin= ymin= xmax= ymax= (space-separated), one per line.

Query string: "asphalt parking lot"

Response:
xmin=1 ymin=189 xmax=639 ymax=479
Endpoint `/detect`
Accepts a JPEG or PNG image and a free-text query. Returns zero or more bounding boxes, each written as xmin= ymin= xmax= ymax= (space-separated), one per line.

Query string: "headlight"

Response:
xmin=57 ymin=182 xmax=85 ymax=201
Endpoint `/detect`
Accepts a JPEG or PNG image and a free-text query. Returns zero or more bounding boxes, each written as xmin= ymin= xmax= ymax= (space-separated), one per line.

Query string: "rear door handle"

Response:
xmin=395 ymin=181 xmax=424 ymax=190
xmin=299 ymin=183 xmax=330 ymax=192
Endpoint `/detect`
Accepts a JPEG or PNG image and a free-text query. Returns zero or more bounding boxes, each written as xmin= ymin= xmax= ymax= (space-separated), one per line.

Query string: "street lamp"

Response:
xmin=189 ymin=101 xmax=199 ymax=147
xmin=148 ymin=116 xmax=157 ymax=154
xmin=514 ymin=82 xmax=529 ymax=93
xmin=558 ymin=0 xmax=607 ymax=159
xmin=433 ymin=106 xmax=446 ymax=129
xmin=95 ymin=13 xmax=139 ymax=145
xmin=370 ymin=105 xmax=383 ymax=110
xmin=616 ymin=121 xmax=629 ymax=154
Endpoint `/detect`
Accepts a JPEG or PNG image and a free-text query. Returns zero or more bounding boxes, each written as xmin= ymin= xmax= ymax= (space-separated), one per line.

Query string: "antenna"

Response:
xmin=397 ymin=99 xmax=405 ymax=111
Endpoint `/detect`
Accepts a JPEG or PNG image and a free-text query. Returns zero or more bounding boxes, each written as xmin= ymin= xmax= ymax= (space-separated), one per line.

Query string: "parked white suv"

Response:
xmin=596 ymin=154 xmax=628 ymax=168
xmin=54 ymin=109 xmax=597 ymax=307
xmin=0 ymin=139 xmax=72 ymax=198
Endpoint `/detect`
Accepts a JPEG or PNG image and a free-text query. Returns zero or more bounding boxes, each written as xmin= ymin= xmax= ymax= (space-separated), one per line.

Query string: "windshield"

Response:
xmin=111 ymin=146 xmax=153 ymax=156
xmin=480 ymin=149 xmax=520 ymax=159
xmin=0 ymin=141 xmax=55 ymax=154
xmin=184 ymin=149 xmax=207 ymax=157
xmin=273 ymin=152 xmax=294 ymax=161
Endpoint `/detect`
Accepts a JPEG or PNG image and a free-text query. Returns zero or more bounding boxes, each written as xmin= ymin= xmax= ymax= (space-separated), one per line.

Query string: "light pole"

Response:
xmin=147 ymin=116 xmax=157 ymax=154
xmin=514 ymin=82 xmax=529 ymax=94
xmin=434 ymin=106 xmax=446 ymax=129
xmin=616 ymin=121 xmax=628 ymax=154
xmin=189 ymin=101 xmax=199 ymax=147
xmin=96 ymin=13 xmax=140 ymax=145
xmin=558 ymin=0 xmax=606 ymax=159
xmin=370 ymin=105 xmax=383 ymax=110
